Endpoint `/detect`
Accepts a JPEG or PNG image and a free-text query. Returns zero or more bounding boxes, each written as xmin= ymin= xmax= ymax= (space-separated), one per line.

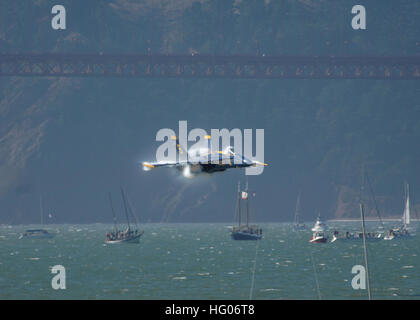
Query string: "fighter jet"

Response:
xmin=141 ymin=136 xmax=267 ymax=178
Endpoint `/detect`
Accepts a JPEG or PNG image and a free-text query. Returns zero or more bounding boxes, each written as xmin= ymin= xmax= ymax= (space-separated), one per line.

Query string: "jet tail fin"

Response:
xmin=170 ymin=135 xmax=188 ymax=156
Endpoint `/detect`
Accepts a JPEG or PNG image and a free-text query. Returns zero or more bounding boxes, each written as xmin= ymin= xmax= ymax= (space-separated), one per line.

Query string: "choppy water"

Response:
xmin=0 ymin=222 xmax=418 ymax=299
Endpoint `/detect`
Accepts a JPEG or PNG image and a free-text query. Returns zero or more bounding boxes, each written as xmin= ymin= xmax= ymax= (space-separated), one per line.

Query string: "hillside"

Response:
xmin=1 ymin=0 xmax=420 ymax=223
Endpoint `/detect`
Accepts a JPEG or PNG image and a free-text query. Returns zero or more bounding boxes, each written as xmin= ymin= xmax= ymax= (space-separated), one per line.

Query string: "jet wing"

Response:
xmin=141 ymin=160 xmax=188 ymax=171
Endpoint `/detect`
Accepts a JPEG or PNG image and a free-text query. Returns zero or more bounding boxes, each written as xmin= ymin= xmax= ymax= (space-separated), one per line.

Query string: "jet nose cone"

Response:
xmin=252 ymin=160 xmax=268 ymax=166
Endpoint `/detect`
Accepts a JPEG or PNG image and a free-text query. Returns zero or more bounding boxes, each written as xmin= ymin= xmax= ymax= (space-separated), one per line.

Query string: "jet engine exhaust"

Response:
xmin=183 ymin=165 xmax=192 ymax=178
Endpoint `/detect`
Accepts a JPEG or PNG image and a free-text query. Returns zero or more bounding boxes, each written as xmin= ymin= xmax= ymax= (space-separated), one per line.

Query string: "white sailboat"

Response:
xmin=384 ymin=183 xmax=414 ymax=240
xmin=402 ymin=183 xmax=411 ymax=228
xmin=105 ymin=188 xmax=143 ymax=244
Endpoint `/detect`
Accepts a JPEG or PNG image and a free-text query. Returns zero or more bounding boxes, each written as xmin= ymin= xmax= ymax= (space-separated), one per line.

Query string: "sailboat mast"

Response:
xmin=238 ymin=181 xmax=241 ymax=227
xmin=365 ymin=171 xmax=385 ymax=229
xmin=360 ymin=164 xmax=365 ymax=205
xmin=40 ymin=196 xmax=44 ymax=226
xmin=360 ymin=202 xmax=372 ymax=300
xmin=295 ymin=190 xmax=301 ymax=225
xmin=246 ymin=177 xmax=249 ymax=227
xmin=120 ymin=187 xmax=131 ymax=230
xmin=108 ymin=193 xmax=118 ymax=232
xmin=359 ymin=163 xmax=372 ymax=299
xmin=126 ymin=191 xmax=139 ymax=229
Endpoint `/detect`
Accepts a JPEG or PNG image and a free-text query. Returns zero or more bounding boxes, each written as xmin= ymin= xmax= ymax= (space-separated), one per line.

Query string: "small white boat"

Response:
xmin=384 ymin=183 xmax=415 ymax=240
xmin=383 ymin=232 xmax=395 ymax=241
xmin=310 ymin=231 xmax=328 ymax=243
xmin=384 ymin=226 xmax=412 ymax=240
xmin=310 ymin=215 xmax=328 ymax=243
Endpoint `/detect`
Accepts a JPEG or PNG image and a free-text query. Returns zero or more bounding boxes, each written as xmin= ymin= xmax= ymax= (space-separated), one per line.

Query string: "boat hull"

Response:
xmin=105 ymin=233 xmax=142 ymax=244
xmin=384 ymin=227 xmax=415 ymax=240
xmin=20 ymin=230 xmax=55 ymax=239
xmin=231 ymin=232 xmax=262 ymax=240
xmin=384 ymin=233 xmax=414 ymax=240
xmin=331 ymin=235 xmax=383 ymax=243
xmin=309 ymin=237 xmax=328 ymax=243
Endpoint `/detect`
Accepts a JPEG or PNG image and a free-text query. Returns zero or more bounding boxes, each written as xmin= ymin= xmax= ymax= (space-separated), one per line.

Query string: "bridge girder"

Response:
xmin=1 ymin=54 xmax=419 ymax=79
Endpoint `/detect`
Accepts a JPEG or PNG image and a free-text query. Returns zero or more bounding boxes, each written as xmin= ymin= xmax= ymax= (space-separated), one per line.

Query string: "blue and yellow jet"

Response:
xmin=142 ymin=136 xmax=267 ymax=177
